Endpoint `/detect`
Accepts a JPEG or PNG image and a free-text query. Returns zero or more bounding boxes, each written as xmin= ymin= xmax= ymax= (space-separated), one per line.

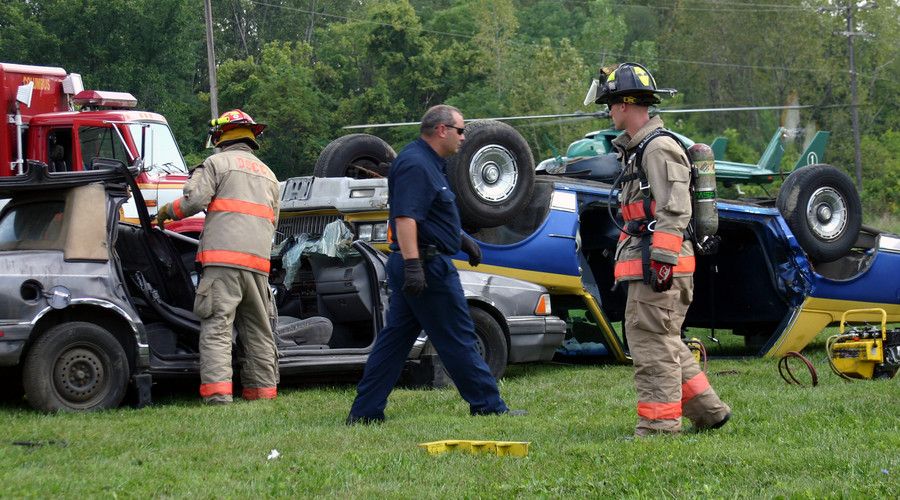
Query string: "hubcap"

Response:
xmin=54 ymin=346 xmax=107 ymax=406
xmin=805 ymin=187 xmax=847 ymax=240
xmin=469 ymin=145 xmax=518 ymax=203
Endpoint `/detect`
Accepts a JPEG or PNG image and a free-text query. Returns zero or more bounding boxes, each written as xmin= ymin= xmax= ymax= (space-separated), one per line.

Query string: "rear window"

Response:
xmin=0 ymin=201 xmax=66 ymax=250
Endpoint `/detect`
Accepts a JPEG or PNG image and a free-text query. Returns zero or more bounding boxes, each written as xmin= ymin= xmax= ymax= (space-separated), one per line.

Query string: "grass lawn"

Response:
xmin=2 ymin=334 xmax=898 ymax=498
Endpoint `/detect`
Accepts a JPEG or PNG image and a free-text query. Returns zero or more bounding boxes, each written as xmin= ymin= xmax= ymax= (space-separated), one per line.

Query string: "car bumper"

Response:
xmin=506 ymin=316 xmax=567 ymax=363
xmin=0 ymin=323 xmax=33 ymax=366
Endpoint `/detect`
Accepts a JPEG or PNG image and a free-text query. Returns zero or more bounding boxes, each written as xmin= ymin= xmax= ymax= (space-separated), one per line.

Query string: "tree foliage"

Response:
xmin=3 ymin=0 xmax=897 ymax=216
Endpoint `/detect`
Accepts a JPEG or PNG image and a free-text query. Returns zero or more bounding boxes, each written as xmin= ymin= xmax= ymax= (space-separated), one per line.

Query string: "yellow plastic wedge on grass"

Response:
xmin=417 ymin=440 xmax=529 ymax=457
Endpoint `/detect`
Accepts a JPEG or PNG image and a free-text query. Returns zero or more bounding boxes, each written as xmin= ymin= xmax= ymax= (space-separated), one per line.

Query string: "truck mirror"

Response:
xmin=16 ymin=81 xmax=34 ymax=107
xmin=90 ymin=157 xmax=127 ymax=171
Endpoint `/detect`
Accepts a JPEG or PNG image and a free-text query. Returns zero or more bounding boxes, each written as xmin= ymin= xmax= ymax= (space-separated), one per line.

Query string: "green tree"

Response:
xmin=216 ymin=42 xmax=331 ymax=178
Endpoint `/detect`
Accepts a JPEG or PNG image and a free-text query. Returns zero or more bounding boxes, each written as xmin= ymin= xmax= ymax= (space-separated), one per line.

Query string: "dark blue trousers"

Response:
xmin=349 ymin=252 xmax=508 ymax=419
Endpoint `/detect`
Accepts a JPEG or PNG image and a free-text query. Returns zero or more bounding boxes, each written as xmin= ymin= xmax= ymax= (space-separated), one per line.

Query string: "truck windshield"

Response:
xmin=0 ymin=201 xmax=65 ymax=250
xmin=127 ymin=122 xmax=188 ymax=175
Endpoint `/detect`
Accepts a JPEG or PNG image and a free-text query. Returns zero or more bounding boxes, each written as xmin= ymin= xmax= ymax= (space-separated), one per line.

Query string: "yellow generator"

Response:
xmin=827 ymin=309 xmax=900 ymax=380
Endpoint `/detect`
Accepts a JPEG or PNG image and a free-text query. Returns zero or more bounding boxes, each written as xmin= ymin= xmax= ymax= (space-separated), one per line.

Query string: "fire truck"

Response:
xmin=0 ymin=62 xmax=202 ymax=235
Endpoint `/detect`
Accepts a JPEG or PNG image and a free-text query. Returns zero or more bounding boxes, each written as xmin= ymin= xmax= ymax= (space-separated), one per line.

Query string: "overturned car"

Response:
xmin=310 ymin=122 xmax=900 ymax=361
xmin=0 ymin=160 xmax=564 ymax=411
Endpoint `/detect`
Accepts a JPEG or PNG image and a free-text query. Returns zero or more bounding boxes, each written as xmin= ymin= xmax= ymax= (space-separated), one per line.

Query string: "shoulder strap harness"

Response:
xmin=618 ymin=128 xmax=689 ymax=284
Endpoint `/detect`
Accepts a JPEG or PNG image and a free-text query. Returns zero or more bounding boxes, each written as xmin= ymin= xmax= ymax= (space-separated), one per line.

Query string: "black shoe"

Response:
xmin=472 ymin=408 xmax=528 ymax=417
xmin=345 ymin=413 xmax=385 ymax=426
xmin=709 ymin=412 xmax=731 ymax=430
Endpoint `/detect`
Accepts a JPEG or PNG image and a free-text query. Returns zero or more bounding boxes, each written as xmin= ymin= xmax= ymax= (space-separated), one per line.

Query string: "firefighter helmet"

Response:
xmin=207 ymin=109 xmax=267 ymax=149
xmin=583 ymin=62 xmax=676 ymax=106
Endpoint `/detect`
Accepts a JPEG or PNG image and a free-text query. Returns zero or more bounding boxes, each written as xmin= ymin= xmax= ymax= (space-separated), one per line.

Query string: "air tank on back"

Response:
xmin=688 ymin=143 xmax=718 ymax=239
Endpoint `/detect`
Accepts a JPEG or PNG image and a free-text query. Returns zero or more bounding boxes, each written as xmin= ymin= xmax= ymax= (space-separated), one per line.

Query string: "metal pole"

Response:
xmin=847 ymin=4 xmax=863 ymax=189
xmin=204 ymin=0 xmax=219 ymax=121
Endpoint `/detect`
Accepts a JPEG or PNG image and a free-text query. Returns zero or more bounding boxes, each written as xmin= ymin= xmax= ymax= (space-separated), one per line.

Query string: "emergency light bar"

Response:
xmin=73 ymin=90 xmax=137 ymax=108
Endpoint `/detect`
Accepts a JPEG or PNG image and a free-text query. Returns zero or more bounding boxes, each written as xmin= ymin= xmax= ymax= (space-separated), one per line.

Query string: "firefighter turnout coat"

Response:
xmin=170 ymin=142 xmax=280 ymax=274
xmin=612 ymin=115 xmax=694 ymax=284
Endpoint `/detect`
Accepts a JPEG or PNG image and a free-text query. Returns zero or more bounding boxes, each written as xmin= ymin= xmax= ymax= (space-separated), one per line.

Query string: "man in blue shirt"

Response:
xmin=347 ymin=105 xmax=522 ymax=424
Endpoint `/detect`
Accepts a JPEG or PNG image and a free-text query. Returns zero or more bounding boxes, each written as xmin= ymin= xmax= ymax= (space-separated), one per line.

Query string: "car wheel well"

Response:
xmin=29 ymin=306 xmax=139 ymax=372
xmin=467 ymin=301 xmax=510 ymax=346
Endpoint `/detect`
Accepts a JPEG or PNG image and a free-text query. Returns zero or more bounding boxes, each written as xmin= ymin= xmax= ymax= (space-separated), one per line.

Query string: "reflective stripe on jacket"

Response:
xmin=612 ymin=116 xmax=694 ymax=282
xmin=170 ymin=143 xmax=280 ymax=274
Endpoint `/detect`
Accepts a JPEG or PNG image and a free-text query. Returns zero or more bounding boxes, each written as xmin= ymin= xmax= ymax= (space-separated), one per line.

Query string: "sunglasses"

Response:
xmin=442 ymin=123 xmax=465 ymax=135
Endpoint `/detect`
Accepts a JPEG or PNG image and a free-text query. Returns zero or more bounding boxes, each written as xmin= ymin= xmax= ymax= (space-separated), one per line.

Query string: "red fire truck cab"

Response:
xmin=1 ymin=62 xmax=202 ymax=235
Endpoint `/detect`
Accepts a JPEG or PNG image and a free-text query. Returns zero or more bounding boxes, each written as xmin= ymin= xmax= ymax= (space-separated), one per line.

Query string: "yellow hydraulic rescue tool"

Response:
xmin=826 ymin=308 xmax=900 ymax=380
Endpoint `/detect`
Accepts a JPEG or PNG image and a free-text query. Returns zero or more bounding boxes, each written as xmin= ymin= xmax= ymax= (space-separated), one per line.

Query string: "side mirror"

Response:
xmin=90 ymin=157 xmax=128 ymax=171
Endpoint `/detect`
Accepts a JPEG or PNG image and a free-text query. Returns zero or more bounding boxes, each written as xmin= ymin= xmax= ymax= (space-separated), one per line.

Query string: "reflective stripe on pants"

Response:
xmin=625 ymin=277 xmax=730 ymax=433
xmin=196 ymin=266 xmax=279 ymax=400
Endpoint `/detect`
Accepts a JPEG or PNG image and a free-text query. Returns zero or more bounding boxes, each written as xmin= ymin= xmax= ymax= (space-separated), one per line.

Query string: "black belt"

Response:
xmin=420 ymin=244 xmax=441 ymax=261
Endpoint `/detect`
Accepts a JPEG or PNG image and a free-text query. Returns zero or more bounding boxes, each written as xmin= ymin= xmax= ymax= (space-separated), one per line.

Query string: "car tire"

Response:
xmin=23 ymin=322 xmax=129 ymax=412
xmin=469 ymin=307 xmax=509 ymax=380
xmin=424 ymin=307 xmax=509 ymax=384
xmin=776 ymin=164 xmax=862 ymax=263
xmin=313 ymin=133 xmax=395 ymax=178
xmin=447 ymin=120 xmax=535 ymax=229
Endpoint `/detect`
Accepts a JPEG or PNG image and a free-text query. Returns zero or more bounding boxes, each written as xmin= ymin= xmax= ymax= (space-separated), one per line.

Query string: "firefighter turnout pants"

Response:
xmin=626 ymin=277 xmax=730 ymax=434
xmin=195 ymin=266 xmax=279 ymax=403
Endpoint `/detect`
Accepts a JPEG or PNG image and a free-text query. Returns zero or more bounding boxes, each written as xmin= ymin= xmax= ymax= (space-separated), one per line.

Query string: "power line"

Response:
xmin=244 ymin=0 xmax=888 ymax=81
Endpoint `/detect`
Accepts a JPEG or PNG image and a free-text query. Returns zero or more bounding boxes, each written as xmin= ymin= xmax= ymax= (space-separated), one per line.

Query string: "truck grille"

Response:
xmin=276 ymin=214 xmax=341 ymax=245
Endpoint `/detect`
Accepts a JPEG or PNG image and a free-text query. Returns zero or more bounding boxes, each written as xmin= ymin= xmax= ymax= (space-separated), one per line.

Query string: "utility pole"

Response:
xmin=204 ymin=0 xmax=219 ymax=121
xmin=821 ymin=1 xmax=876 ymax=190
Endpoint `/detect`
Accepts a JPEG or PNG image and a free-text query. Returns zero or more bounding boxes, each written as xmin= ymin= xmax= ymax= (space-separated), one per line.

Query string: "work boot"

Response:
xmin=694 ymin=411 xmax=731 ymax=432
xmin=472 ymin=408 xmax=528 ymax=417
xmin=204 ymin=395 xmax=233 ymax=405
xmin=345 ymin=413 xmax=385 ymax=426
xmin=634 ymin=427 xmax=681 ymax=438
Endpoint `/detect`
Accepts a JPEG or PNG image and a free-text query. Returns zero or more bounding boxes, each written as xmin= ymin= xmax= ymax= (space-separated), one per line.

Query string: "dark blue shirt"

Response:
xmin=388 ymin=138 xmax=461 ymax=255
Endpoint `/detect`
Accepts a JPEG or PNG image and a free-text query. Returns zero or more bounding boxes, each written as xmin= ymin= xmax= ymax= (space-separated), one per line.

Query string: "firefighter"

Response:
xmin=156 ymin=109 xmax=280 ymax=405
xmin=591 ymin=63 xmax=731 ymax=436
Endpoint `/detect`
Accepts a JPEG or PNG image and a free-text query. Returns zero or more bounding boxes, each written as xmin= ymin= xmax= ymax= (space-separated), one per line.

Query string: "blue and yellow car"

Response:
xmin=308 ymin=124 xmax=900 ymax=361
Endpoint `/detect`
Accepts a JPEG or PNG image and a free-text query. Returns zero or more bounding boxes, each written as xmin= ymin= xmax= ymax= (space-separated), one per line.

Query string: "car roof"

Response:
xmin=0 ymin=161 xmax=134 ymax=198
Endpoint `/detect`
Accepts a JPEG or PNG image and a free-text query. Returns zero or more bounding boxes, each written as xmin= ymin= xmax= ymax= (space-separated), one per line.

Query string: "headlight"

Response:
xmin=350 ymin=188 xmax=375 ymax=198
xmin=357 ymin=223 xmax=373 ymax=241
xmin=372 ymin=222 xmax=388 ymax=242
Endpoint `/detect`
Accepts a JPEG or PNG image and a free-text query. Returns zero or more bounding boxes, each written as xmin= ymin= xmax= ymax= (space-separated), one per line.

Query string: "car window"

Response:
xmin=0 ymin=201 xmax=65 ymax=250
xmin=80 ymin=126 xmax=129 ymax=169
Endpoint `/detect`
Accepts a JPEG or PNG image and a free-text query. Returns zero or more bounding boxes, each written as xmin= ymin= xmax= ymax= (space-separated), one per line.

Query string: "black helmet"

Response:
xmin=583 ymin=62 xmax=676 ymax=106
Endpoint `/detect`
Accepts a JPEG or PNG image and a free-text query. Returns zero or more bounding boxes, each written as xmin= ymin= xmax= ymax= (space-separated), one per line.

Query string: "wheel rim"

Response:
xmin=474 ymin=335 xmax=487 ymax=360
xmin=468 ymin=145 xmax=518 ymax=203
xmin=805 ymin=187 xmax=847 ymax=240
xmin=53 ymin=344 xmax=110 ymax=408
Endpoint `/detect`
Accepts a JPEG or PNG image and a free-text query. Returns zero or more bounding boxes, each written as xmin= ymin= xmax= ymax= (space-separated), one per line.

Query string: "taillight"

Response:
xmin=534 ymin=294 xmax=551 ymax=316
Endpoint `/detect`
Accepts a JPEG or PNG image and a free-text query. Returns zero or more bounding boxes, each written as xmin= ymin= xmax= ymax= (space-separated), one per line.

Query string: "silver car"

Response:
xmin=0 ymin=161 xmax=564 ymax=411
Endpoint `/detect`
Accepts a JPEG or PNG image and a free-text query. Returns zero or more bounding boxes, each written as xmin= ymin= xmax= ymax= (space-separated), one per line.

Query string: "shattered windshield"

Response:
xmin=128 ymin=122 xmax=188 ymax=175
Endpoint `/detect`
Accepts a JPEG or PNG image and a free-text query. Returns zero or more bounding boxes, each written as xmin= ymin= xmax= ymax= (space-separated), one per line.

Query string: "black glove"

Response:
xmin=650 ymin=260 xmax=674 ymax=293
xmin=402 ymin=258 xmax=427 ymax=296
xmin=460 ymin=233 xmax=482 ymax=267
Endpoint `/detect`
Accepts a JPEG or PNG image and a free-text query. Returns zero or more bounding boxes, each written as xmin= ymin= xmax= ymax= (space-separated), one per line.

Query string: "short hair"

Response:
xmin=420 ymin=104 xmax=462 ymax=136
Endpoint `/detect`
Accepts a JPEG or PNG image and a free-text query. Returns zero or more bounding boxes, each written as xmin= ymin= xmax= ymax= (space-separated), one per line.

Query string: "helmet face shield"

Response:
xmin=583 ymin=79 xmax=600 ymax=106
